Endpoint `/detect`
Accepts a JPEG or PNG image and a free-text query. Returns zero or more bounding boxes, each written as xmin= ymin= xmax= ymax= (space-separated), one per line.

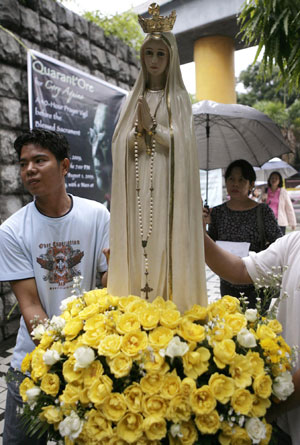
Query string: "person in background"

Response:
xmin=203 ymin=159 xmax=282 ymax=308
xmin=204 ymin=230 xmax=300 ymax=445
xmin=0 ymin=130 xmax=110 ymax=445
xmin=264 ymin=171 xmax=296 ymax=235
xmin=250 ymin=186 xmax=263 ymax=202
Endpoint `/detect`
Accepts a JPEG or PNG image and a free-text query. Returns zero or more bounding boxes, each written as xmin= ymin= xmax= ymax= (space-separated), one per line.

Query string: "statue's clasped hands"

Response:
xmin=136 ymin=96 xmax=155 ymax=134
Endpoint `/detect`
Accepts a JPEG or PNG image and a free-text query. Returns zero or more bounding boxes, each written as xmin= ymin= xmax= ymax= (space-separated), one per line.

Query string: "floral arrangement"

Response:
xmin=19 ymin=279 xmax=296 ymax=445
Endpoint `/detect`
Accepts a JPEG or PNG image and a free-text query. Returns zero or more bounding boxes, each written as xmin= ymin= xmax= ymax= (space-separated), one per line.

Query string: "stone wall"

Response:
xmin=0 ymin=0 xmax=139 ymax=339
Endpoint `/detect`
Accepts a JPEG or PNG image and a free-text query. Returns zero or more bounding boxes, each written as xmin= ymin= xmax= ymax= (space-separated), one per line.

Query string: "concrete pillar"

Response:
xmin=194 ymin=35 xmax=236 ymax=104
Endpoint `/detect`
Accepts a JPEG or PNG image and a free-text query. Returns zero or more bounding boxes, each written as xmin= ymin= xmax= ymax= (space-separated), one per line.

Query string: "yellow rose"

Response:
xmin=209 ymin=323 xmax=233 ymax=345
xmin=253 ymin=374 xmax=272 ymax=399
xmin=207 ymin=301 xmax=225 ymax=320
xmin=39 ymin=332 xmax=54 ymax=350
xmin=81 ymin=329 xmax=104 ymax=349
xmin=224 ymin=313 xmax=247 ymax=335
xmin=250 ymin=395 xmax=271 ymax=417
xmin=160 ymin=309 xmax=181 ymax=329
xmin=177 ymin=420 xmax=198 ymax=445
xmin=231 ymin=388 xmax=254 ymax=415
xmin=143 ymin=416 xmax=166 ymax=441
xmin=222 ymin=295 xmax=240 ymax=313
xmin=183 ymin=304 xmax=207 ymax=322
xmin=63 ymin=357 xmax=84 ymax=383
xmin=63 ymin=317 xmax=84 ymax=340
xmin=50 ymin=340 xmax=63 ymax=355
xmin=268 ymin=319 xmax=282 ymax=334
xmin=143 ymin=350 xmax=169 ymax=375
xmin=124 ymin=382 xmax=143 ymax=412
xmin=246 ymin=351 xmax=265 ymax=378
xmin=256 ymin=324 xmax=277 ymax=340
xmin=213 ymin=339 xmax=236 ymax=369
xmin=21 ymin=352 xmax=32 ymax=374
xmin=208 ymin=373 xmax=235 ymax=404
xmin=101 ymin=392 xmax=127 ymax=421
xmin=195 ymin=409 xmax=220 ymax=434
xmin=79 ymin=387 xmax=90 ymax=405
xmin=140 ymin=373 xmax=164 ymax=395
xmin=117 ymin=412 xmax=144 ymax=443
xmin=59 ymin=382 xmax=81 ymax=405
xmin=138 ymin=306 xmax=160 ymax=330
xmin=85 ymin=408 xmax=113 ymax=442
xmin=107 ymin=352 xmax=132 ymax=378
xmin=40 ymin=373 xmax=60 ymax=396
xmin=19 ymin=377 xmax=35 ymax=402
xmin=30 ymin=349 xmax=49 ymax=381
xmin=118 ymin=295 xmax=141 ymax=311
xmin=231 ymin=426 xmax=251 ymax=445
xmin=161 ymin=371 xmax=181 ymax=399
xmin=88 ymin=375 xmax=113 ymax=404
xmin=148 ymin=326 xmax=174 ymax=350
xmin=183 ymin=346 xmax=211 ymax=379
xmin=229 ymin=354 xmax=252 ymax=388
xmin=107 ymin=434 xmax=128 ymax=445
xmin=83 ymin=360 xmax=104 ymax=387
xmin=84 ymin=314 xmax=106 ymax=331
xmin=39 ymin=405 xmax=63 ymax=424
xmin=121 ymin=331 xmax=148 ymax=356
xmin=78 ymin=303 xmax=100 ymax=320
xmin=69 ymin=299 xmax=85 ymax=317
xmin=166 ymin=395 xmax=191 ymax=422
xmin=260 ymin=338 xmax=279 ymax=356
xmin=180 ymin=377 xmax=196 ymax=398
xmin=190 ymin=385 xmax=216 ymax=414
xmin=218 ymin=421 xmax=233 ymax=445
xmin=116 ymin=313 xmax=140 ymax=334
xmin=83 ymin=288 xmax=108 ymax=305
xmin=142 ymin=394 xmax=168 ymax=417
xmin=98 ymin=334 xmax=122 ymax=358
xmin=178 ymin=318 xmax=205 ymax=343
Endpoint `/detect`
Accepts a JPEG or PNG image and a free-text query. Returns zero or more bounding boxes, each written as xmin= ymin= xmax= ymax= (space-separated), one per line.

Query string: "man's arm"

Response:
xmin=10 ymin=278 xmax=48 ymax=345
xmin=204 ymin=233 xmax=253 ymax=285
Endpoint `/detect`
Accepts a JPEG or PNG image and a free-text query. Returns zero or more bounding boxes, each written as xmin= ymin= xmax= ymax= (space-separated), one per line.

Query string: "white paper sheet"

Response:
xmin=216 ymin=241 xmax=250 ymax=258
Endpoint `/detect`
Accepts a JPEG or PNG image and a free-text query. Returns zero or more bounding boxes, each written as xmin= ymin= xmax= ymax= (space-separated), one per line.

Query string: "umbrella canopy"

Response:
xmin=254 ymin=157 xmax=297 ymax=182
xmin=192 ymin=100 xmax=291 ymax=171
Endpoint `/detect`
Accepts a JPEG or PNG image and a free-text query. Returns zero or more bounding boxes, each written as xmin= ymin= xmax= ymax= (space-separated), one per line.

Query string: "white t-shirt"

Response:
xmin=0 ymin=195 xmax=109 ymax=370
xmin=243 ymin=231 xmax=300 ymax=444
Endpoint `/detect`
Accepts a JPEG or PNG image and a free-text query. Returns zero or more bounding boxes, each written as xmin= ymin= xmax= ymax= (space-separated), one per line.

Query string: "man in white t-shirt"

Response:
xmin=0 ymin=129 xmax=110 ymax=444
xmin=205 ymin=231 xmax=300 ymax=444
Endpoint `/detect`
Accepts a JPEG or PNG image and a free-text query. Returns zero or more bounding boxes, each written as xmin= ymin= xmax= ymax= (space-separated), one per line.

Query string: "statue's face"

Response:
xmin=143 ymin=39 xmax=169 ymax=78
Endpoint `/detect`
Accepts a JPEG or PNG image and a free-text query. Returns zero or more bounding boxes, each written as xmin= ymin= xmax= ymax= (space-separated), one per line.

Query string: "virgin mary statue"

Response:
xmin=107 ymin=3 xmax=207 ymax=313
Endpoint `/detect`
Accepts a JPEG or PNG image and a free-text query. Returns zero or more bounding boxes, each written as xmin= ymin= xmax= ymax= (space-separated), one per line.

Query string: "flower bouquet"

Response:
xmin=20 ymin=283 xmax=296 ymax=445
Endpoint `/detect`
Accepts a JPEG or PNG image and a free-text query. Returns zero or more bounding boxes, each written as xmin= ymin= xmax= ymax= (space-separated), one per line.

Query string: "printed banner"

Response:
xmin=28 ymin=50 xmax=127 ymax=207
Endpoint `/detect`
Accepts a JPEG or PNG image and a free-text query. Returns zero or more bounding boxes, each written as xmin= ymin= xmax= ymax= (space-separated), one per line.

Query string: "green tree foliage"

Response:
xmin=238 ymin=0 xmax=300 ymax=89
xmin=237 ymin=62 xmax=300 ymax=107
xmin=84 ymin=10 xmax=144 ymax=54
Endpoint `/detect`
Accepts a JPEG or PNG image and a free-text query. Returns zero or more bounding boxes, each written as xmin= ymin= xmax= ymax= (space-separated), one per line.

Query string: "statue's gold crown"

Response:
xmin=138 ymin=3 xmax=176 ymax=33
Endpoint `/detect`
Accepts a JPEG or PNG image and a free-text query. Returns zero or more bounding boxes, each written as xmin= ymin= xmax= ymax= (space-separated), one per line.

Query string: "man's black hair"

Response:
xmin=267 ymin=171 xmax=283 ymax=188
xmin=225 ymin=159 xmax=256 ymax=184
xmin=14 ymin=129 xmax=70 ymax=161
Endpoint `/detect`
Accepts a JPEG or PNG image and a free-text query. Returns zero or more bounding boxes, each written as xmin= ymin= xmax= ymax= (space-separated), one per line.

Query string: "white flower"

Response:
xmin=50 ymin=315 xmax=66 ymax=331
xmin=58 ymin=411 xmax=84 ymax=441
xmin=59 ymin=295 xmax=78 ymax=312
xmin=237 ymin=328 xmax=257 ymax=348
xmin=43 ymin=349 xmax=61 ymax=365
xmin=165 ymin=336 xmax=189 ymax=359
xmin=245 ymin=308 xmax=258 ymax=322
xmin=73 ymin=346 xmax=95 ymax=370
xmin=31 ymin=324 xmax=46 ymax=340
xmin=170 ymin=423 xmax=183 ymax=438
xmin=245 ymin=417 xmax=266 ymax=443
xmin=273 ymin=371 xmax=294 ymax=401
xmin=26 ymin=386 xmax=41 ymax=408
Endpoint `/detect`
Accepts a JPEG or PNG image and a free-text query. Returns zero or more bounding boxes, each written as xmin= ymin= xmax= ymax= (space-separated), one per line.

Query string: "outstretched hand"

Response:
xmin=203 ymin=206 xmax=211 ymax=227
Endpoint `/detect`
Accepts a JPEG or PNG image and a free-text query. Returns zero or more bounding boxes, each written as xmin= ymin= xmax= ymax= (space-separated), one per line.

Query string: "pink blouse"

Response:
xmin=267 ymin=187 xmax=281 ymax=219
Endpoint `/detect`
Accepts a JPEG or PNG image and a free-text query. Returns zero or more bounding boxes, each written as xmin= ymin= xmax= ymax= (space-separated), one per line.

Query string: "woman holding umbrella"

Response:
xmin=263 ymin=171 xmax=296 ymax=235
xmin=204 ymin=159 xmax=282 ymax=309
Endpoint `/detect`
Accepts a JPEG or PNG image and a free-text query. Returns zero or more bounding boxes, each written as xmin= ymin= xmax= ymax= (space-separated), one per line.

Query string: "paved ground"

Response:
xmin=0 ymin=267 xmax=221 ymax=444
